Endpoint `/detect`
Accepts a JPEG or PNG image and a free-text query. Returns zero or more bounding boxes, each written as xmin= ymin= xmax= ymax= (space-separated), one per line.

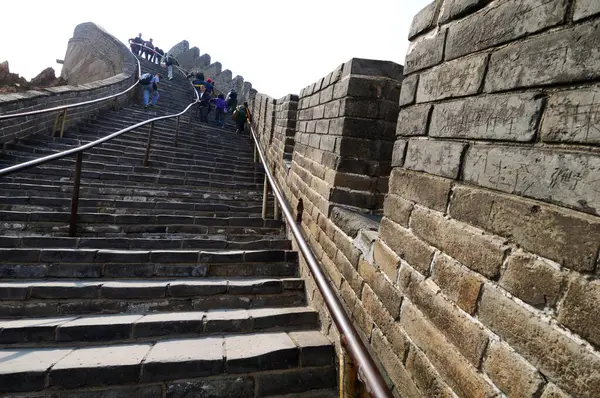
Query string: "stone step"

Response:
xmin=0 ymin=249 xmax=298 ymax=279
xmin=0 ymin=277 xmax=307 ymax=319
xmin=0 ymin=306 xmax=317 ymax=345
xmin=0 ymin=183 xmax=273 ymax=205
xmin=0 ymin=235 xmax=290 ymax=251
xmin=0 ymin=210 xmax=282 ymax=228
xmin=0 ymin=331 xmax=335 ymax=396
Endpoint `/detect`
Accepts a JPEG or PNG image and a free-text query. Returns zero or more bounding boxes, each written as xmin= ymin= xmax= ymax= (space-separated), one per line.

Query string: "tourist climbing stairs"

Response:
xmin=0 ymin=58 xmax=337 ymax=397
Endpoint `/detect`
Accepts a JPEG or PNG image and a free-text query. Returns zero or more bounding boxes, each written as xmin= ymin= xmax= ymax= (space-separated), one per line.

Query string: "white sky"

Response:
xmin=0 ymin=0 xmax=431 ymax=98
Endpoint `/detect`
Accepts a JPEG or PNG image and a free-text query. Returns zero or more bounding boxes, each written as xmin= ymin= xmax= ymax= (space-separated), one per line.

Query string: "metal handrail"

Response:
xmin=0 ymin=49 xmax=142 ymax=121
xmin=0 ymin=45 xmax=200 ymax=235
xmin=249 ymin=123 xmax=393 ymax=398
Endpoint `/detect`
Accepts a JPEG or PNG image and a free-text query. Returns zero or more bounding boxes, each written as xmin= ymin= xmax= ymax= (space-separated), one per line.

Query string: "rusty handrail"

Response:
xmin=249 ymin=123 xmax=393 ymax=398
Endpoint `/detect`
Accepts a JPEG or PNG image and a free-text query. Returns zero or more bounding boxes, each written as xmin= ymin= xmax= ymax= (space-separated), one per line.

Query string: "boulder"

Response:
xmin=30 ymin=67 xmax=57 ymax=87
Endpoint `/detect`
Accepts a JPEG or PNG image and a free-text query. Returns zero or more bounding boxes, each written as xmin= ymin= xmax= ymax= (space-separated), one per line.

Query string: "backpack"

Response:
xmin=139 ymin=73 xmax=152 ymax=85
xmin=234 ymin=106 xmax=246 ymax=121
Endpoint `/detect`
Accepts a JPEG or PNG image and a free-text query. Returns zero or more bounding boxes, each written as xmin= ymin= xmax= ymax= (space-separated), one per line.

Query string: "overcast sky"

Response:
xmin=1 ymin=0 xmax=431 ymax=98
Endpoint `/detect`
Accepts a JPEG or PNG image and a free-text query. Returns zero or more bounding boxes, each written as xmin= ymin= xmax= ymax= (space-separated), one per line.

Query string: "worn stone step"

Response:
xmin=0 ymin=210 xmax=282 ymax=228
xmin=0 ymin=249 xmax=299 ymax=280
xmin=0 ymin=306 xmax=317 ymax=345
xmin=0 ymin=235 xmax=291 ymax=251
xmin=0 ymin=331 xmax=335 ymax=395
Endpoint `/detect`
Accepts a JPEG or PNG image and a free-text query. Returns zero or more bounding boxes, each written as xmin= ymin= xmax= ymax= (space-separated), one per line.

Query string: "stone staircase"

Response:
xmin=0 ymin=59 xmax=336 ymax=397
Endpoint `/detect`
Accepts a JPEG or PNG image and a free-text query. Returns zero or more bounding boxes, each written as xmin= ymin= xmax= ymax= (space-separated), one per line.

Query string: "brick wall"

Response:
xmin=249 ymin=2 xmax=600 ymax=397
xmin=372 ymin=1 xmax=600 ymax=397
xmin=0 ymin=22 xmax=137 ymax=145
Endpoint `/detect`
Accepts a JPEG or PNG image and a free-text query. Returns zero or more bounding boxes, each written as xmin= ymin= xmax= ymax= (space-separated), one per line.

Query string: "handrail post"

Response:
xmin=69 ymin=152 xmax=83 ymax=237
xmin=253 ymin=143 xmax=258 ymax=163
xmin=340 ymin=346 xmax=359 ymax=398
xmin=262 ymin=174 xmax=268 ymax=219
xmin=53 ymin=109 xmax=67 ymax=137
xmin=175 ymin=116 xmax=180 ymax=147
xmin=274 ymin=191 xmax=280 ymax=220
xmin=143 ymin=121 xmax=154 ymax=167
xmin=59 ymin=109 xmax=68 ymax=138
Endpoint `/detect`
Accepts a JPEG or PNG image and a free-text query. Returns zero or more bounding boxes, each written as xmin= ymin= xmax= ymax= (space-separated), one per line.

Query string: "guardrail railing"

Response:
xmin=249 ymin=122 xmax=393 ymax=398
xmin=0 ymin=43 xmax=199 ymax=236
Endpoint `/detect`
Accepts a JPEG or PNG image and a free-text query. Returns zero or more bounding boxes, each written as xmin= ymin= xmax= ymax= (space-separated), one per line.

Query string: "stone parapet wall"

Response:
xmin=249 ymin=1 xmax=600 ymax=397
xmin=0 ymin=22 xmax=137 ymax=145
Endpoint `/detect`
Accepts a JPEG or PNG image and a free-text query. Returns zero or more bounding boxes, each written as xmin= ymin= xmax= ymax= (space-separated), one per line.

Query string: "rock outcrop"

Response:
xmin=0 ymin=61 xmax=66 ymax=94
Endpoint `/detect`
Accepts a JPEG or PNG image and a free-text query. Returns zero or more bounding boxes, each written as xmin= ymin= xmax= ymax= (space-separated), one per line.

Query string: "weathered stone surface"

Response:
xmin=255 ymin=366 xmax=336 ymax=396
xmin=0 ymin=348 xmax=72 ymax=392
xmin=540 ymin=383 xmax=572 ymax=398
xmin=61 ymin=385 xmax=163 ymax=398
xmin=391 ymin=139 xmax=407 ymax=167
xmin=405 ymin=345 xmax=455 ymax=398
xmin=405 ymin=28 xmax=446 ymax=74
xmin=431 ymin=253 xmax=483 ymax=314
xmin=574 ymin=0 xmax=600 ymax=20
xmin=371 ymin=328 xmax=421 ymax=397
xmin=342 ymin=58 xmax=404 ymax=80
xmin=288 ymin=330 xmax=333 ymax=367
xmin=388 ymin=169 xmax=453 ymax=212
xmin=411 ymin=206 xmax=508 ymax=278
xmin=51 ymin=344 xmax=150 ymax=388
xmin=167 ymin=376 xmax=254 ymax=398
xmin=541 ymin=85 xmax=600 ymax=144
xmin=225 ymin=332 xmax=298 ymax=373
xmin=399 ymin=74 xmax=418 ymax=106
xmin=479 ymin=283 xmax=600 ymax=398
xmin=133 ymin=312 xmax=204 ymax=338
xmin=358 ymin=259 xmax=402 ymax=318
xmin=500 ymin=252 xmax=566 ymax=308
xmin=0 ymin=317 xmax=74 ymax=344
xmin=372 ymin=240 xmax=401 ymax=282
xmin=396 ymin=105 xmax=431 ymax=136
xmin=383 ymin=194 xmax=413 ymax=228
xmin=380 ymin=217 xmax=435 ymax=275
xmin=409 ymin=0 xmax=441 ymax=39
xmin=463 ymin=145 xmax=600 ymax=219
xmin=398 ymin=265 xmax=489 ymax=366
xmin=438 ymin=0 xmax=490 ymax=24
xmin=485 ymin=20 xmax=600 ymax=92
xmin=142 ymin=337 xmax=224 ymax=381
xmin=400 ymin=302 xmax=497 ymax=397
xmin=57 ymin=315 xmax=142 ymax=342
xmin=558 ymin=277 xmax=600 ymax=348
xmin=417 ymin=53 xmax=488 ymax=103
xmin=484 ymin=340 xmax=546 ymax=397
xmin=330 ymin=206 xmax=378 ymax=238
xmin=446 ymin=0 xmax=567 ymax=60
xmin=430 ymin=93 xmax=543 ymax=141
xmin=404 ymin=139 xmax=466 ymax=179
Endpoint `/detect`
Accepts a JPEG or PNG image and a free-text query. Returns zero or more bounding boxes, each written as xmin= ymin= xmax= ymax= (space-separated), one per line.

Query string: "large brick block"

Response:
xmin=463 ymin=145 xmax=600 ymax=218
xmin=405 ymin=345 xmax=455 ymax=398
xmin=399 ymin=74 xmax=418 ymax=106
xmin=388 ymin=169 xmax=453 ymax=212
xmin=358 ymin=258 xmax=402 ymax=318
xmin=485 ymin=20 xmax=600 ymax=92
xmin=397 ymin=264 xmax=489 ymax=367
xmin=403 ymin=139 xmax=466 ymax=179
xmin=541 ymin=85 xmax=600 ymax=145
xmin=483 ymin=340 xmax=546 ymax=397
xmin=409 ymin=0 xmax=441 ymax=39
xmin=371 ymin=327 xmax=421 ymax=398
xmin=540 ymin=384 xmax=572 ymax=398
xmin=446 ymin=0 xmax=567 ymax=60
xmin=404 ymin=28 xmax=446 ymax=74
xmin=574 ymin=0 xmax=600 ymax=20
xmin=438 ymin=0 xmax=490 ymax=24
xmin=380 ymin=217 xmax=435 ymax=276
xmin=499 ymin=252 xmax=566 ymax=308
xmin=410 ymin=206 xmax=508 ymax=279
xmin=431 ymin=253 xmax=483 ymax=315
xmin=557 ymin=277 xmax=600 ymax=348
xmin=417 ymin=53 xmax=488 ymax=103
xmin=383 ymin=194 xmax=413 ymax=228
xmin=400 ymin=302 xmax=497 ymax=397
xmin=342 ymin=58 xmax=404 ymax=81
xmin=396 ymin=105 xmax=431 ymax=137
xmin=430 ymin=93 xmax=543 ymax=141
xmin=372 ymin=239 xmax=401 ymax=282
xmin=479 ymin=283 xmax=600 ymax=398
xmin=450 ymin=182 xmax=600 ymax=272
